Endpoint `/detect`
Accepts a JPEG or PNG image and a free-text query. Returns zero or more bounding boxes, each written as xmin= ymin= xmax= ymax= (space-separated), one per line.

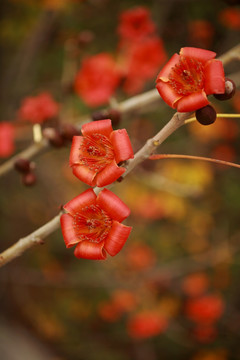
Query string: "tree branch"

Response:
xmin=0 ymin=42 xmax=239 ymax=178
xmin=0 ymin=111 xmax=190 ymax=267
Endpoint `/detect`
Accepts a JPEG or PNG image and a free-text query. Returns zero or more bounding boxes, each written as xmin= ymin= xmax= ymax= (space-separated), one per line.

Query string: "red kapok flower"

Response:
xmin=0 ymin=122 xmax=15 ymax=158
xmin=60 ymin=188 xmax=132 ymax=260
xmin=181 ymin=272 xmax=209 ymax=297
xmin=219 ymin=7 xmax=240 ymax=30
xmin=192 ymin=324 xmax=217 ymax=343
xmin=70 ymin=119 xmax=134 ymax=187
xmin=117 ymin=6 xmax=156 ymax=42
xmin=18 ymin=92 xmax=59 ymax=123
xmin=127 ymin=311 xmax=168 ymax=339
xmin=75 ymin=53 xmax=121 ymax=107
xmin=185 ymin=294 xmax=224 ymax=324
xmin=156 ymin=47 xmax=225 ymax=112
xmin=122 ymin=37 xmax=167 ymax=95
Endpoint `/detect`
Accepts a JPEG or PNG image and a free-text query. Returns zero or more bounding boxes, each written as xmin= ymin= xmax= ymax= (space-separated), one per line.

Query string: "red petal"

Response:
xmin=104 ymin=221 xmax=132 ymax=256
xmin=96 ymin=188 xmax=130 ymax=222
xmin=176 ymin=91 xmax=209 ymax=112
xmin=71 ymin=164 xmax=96 ymax=187
xmin=96 ymin=161 xmax=126 ymax=187
xmin=180 ymin=47 xmax=216 ymax=63
xmin=81 ymin=119 xmax=113 ymax=137
xmin=60 ymin=213 xmax=79 ymax=248
xmin=156 ymin=53 xmax=180 ymax=82
xmin=156 ymin=81 xmax=181 ymax=108
xmin=64 ymin=188 xmax=96 ymax=215
xmin=69 ymin=136 xmax=83 ymax=166
xmin=74 ymin=240 xmax=106 ymax=260
xmin=110 ymin=129 xmax=134 ymax=163
xmin=204 ymin=60 xmax=225 ymax=95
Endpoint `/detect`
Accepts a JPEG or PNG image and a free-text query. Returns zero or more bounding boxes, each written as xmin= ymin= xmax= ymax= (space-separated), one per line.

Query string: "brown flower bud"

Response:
xmin=195 ymin=105 xmax=216 ymax=125
xmin=214 ymin=78 xmax=236 ymax=101
xmin=60 ymin=123 xmax=80 ymax=141
xmin=22 ymin=172 xmax=37 ymax=186
xmin=14 ymin=158 xmax=31 ymax=173
xmin=42 ymin=127 xmax=64 ymax=147
xmin=91 ymin=111 xmax=108 ymax=121
xmin=108 ymin=109 xmax=122 ymax=126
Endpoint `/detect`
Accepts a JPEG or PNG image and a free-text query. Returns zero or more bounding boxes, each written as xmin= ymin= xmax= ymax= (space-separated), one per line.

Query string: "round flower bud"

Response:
xmin=14 ymin=158 xmax=31 ymax=173
xmin=91 ymin=111 xmax=108 ymax=121
xmin=214 ymin=78 xmax=236 ymax=101
xmin=42 ymin=127 xmax=64 ymax=147
xmin=22 ymin=172 xmax=37 ymax=186
xmin=60 ymin=123 xmax=80 ymax=142
xmin=195 ymin=105 xmax=216 ymax=126
xmin=108 ymin=109 xmax=122 ymax=126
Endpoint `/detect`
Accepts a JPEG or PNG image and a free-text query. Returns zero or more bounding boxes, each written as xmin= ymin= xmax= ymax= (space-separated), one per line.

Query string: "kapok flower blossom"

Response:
xmin=18 ymin=92 xmax=59 ymax=123
xmin=117 ymin=6 xmax=156 ymax=42
xmin=156 ymin=47 xmax=225 ymax=112
xmin=185 ymin=294 xmax=224 ymax=324
xmin=122 ymin=37 xmax=167 ymax=95
xmin=127 ymin=311 xmax=168 ymax=339
xmin=69 ymin=119 xmax=134 ymax=187
xmin=75 ymin=53 xmax=121 ymax=107
xmin=60 ymin=188 xmax=132 ymax=260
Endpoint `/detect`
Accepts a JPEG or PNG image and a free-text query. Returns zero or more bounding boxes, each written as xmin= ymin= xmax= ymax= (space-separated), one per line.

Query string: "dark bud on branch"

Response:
xmin=214 ymin=78 xmax=236 ymax=101
xmin=195 ymin=105 xmax=216 ymax=126
xmin=92 ymin=109 xmax=121 ymax=126
xmin=42 ymin=127 xmax=65 ymax=148
xmin=21 ymin=172 xmax=37 ymax=186
xmin=108 ymin=109 xmax=121 ymax=126
xmin=91 ymin=111 xmax=108 ymax=121
xmin=14 ymin=158 xmax=31 ymax=173
xmin=60 ymin=123 xmax=80 ymax=141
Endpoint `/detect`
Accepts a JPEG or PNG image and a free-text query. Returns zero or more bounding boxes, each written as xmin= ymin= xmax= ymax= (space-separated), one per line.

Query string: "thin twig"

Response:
xmin=0 ymin=213 xmax=62 ymax=267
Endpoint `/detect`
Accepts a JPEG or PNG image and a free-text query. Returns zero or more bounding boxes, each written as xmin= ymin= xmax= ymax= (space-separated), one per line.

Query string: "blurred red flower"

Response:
xmin=69 ymin=119 xmax=134 ymax=187
xmin=188 ymin=20 xmax=215 ymax=48
xmin=98 ymin=290 xmax=137 ymax=322
xmin=127 ymin=311 xmax=168 ymax=339
xmin=181 ymin=272 xmax=209 ymax=297
xmin=75 ymin=53 xmax=121 ymax=107
xmin=19 ymin=92 xmax=59 ymax=123
xmin=60 ymin=188 xmax=132 ymax=260
xmin=125 ymin=243 xmax=156 ymax=270
xmin=219 ymin=7 xmax=240 ymax=30
xmin=117 ymin=6 xmax=156 ymax=42
xmin=111 ymin=289 xmax=137 ymax=312
xmin=98 ymin=301 xmax=122 ymax=322
xmin=192 ymin=324 xmax=217 ymax=343
xmin=185 ymin=294 xmax=224 ymax=324
xmin=0 ymin=122 xmax=15 ymax=158
xmin=156 ymin=47 xmax=225 ymax=112
xmin=122 ymin=37 xmax=167 ymax=94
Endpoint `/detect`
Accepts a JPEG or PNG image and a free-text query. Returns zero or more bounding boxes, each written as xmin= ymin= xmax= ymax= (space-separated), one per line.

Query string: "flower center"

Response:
xmin=73 ymin=204 xmax=112 ymax=243
xmin=168 ymin=56 xmax=205 ymax=96
xmin=79 ymin=133 xmax=115 ymax=172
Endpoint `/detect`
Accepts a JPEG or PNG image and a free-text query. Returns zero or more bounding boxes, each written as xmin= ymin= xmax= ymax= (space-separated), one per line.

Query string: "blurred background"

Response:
xmin=0 ymin=0 xmax=240 ymax=359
